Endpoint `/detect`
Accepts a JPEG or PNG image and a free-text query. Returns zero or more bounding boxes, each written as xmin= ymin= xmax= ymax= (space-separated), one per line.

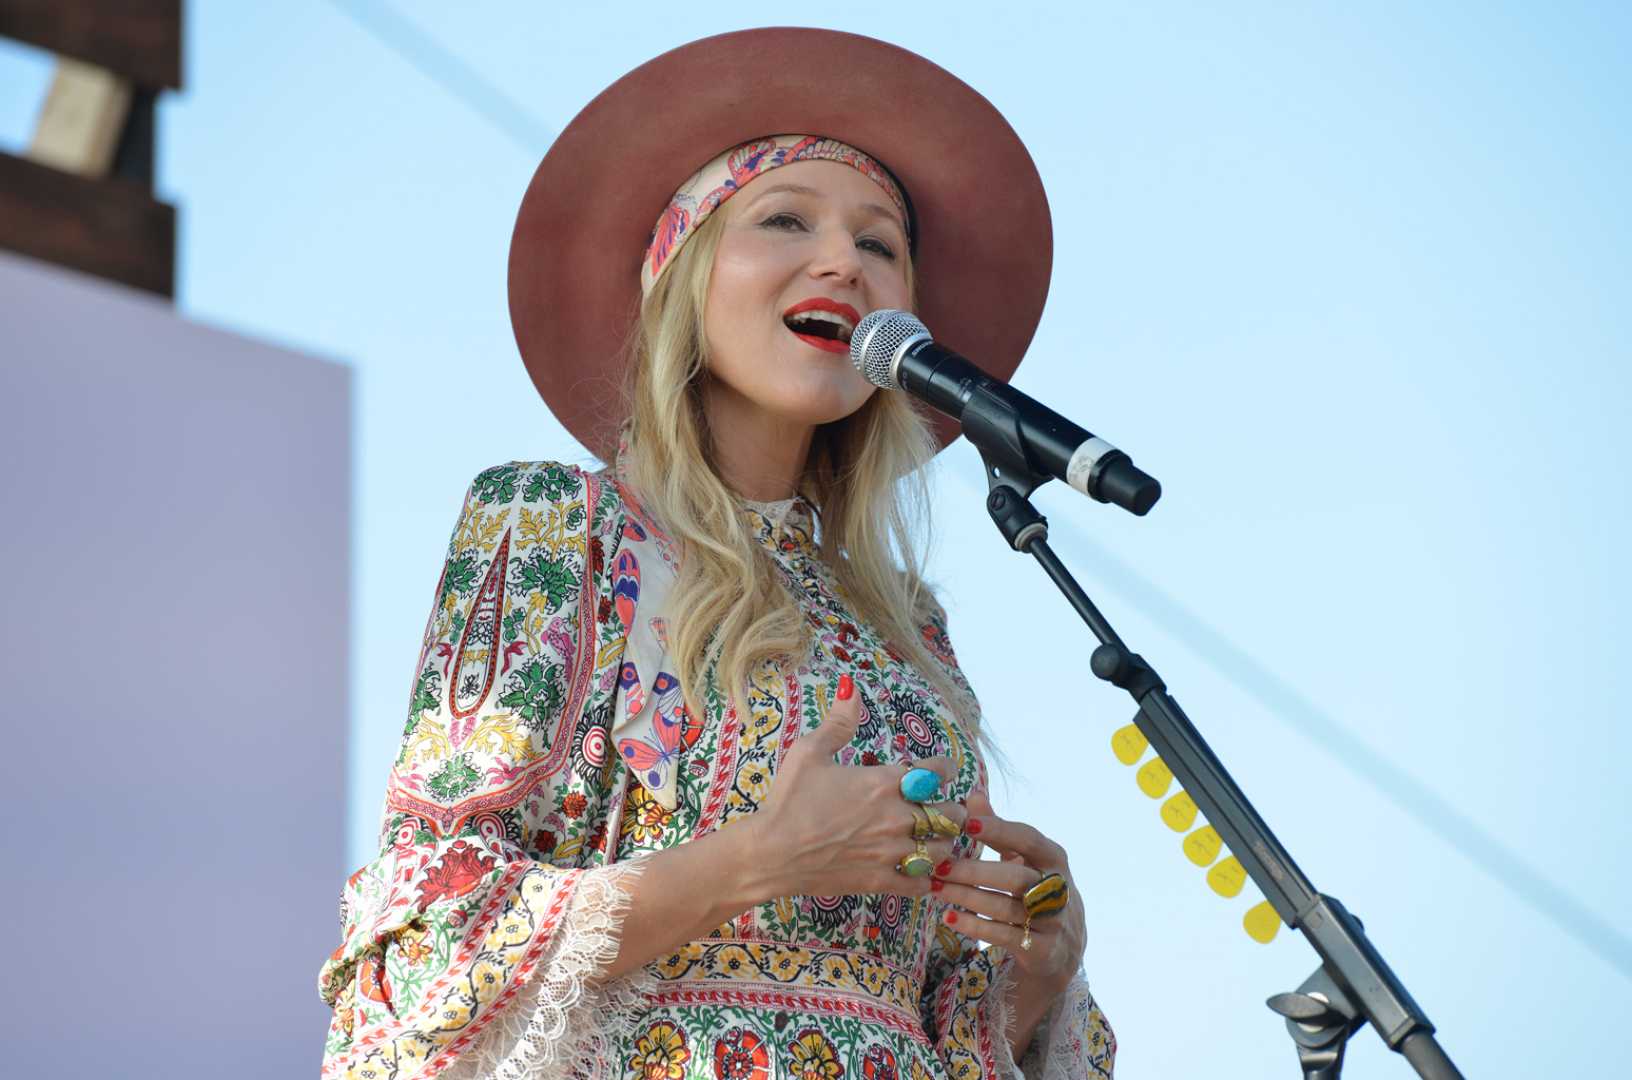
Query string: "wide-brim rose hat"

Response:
xmin=508 ymin=26 xmax=1052 ymax=462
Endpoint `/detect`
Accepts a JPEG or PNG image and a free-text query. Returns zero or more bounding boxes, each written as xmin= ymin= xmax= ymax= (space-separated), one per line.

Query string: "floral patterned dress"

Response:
xmin=318 ymin=458 xmax=1115 ymax=1080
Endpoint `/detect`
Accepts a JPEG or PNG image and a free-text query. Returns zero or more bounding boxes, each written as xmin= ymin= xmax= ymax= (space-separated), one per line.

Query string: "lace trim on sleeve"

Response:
xmin=986 ymin=951 xmax=1026 ymax=1080
xmin=438 ymin=856 xmax=657 ymax=1080
xmin=1003 ymin=966 xmax=1116 ymax=1080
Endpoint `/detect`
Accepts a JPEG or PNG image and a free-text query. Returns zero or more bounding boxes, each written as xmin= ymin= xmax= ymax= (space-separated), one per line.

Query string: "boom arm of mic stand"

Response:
xmin=957 ymin=395 xmax=1464 ymax=1080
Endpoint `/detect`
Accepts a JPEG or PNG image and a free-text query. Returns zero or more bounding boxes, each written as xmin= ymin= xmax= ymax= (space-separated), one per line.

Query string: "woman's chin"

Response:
xmin=777 ymin=383 xmax=876 ymax=428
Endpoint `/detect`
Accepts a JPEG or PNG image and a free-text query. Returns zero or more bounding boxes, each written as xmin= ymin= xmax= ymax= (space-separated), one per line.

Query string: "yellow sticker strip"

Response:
xmin=1111 ymin=722 xmax=1148 ymax=765
xmin=1207 ymin=855 xmax=1246 ymax=898
xmin=1182 ymin=825 xmax=1221 ymax=867
xmin=1136 ymin=757 xmax=1173 ymax=798
xmin=1244 ymin=899 xmax=1281 ymax=943
xmin=1107 ymin=721 xmax=1280 ymax=945
xmin=1160 ymin=791 xmax=1197 ymax=832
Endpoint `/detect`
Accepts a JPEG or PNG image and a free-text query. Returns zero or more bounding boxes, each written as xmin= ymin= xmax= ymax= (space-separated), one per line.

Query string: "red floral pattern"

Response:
xmin=862 ymin=1045 xmax=898 ymax=1080
xmin=713 ymin=1027 xmax=770 ymax=1080
xmin=413 ymin=839 xmax=495 ymax=907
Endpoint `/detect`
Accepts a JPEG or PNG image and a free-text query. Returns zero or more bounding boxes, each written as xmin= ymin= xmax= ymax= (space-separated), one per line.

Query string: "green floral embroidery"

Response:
xmin=521 ymin=463 xmax=578 ymax=505
xmin=425 ymin=753 xmax=480 ymax=801
xmin=498 ymin=656 xmax=565 ymax=730
xmin=400 ymin=670 xmax=441 ymax=744
xmin=513 ymin=549 xmax=577 ymax=607
xmin=471 ymin=464 xmax=519 ymax=505
xmin=441 ymin=551 xmax=479 ymax=601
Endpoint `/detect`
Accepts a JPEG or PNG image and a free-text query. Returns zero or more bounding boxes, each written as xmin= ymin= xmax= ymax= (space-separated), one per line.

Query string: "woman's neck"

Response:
xmin=702 ymin=384 xmax=815 ymax=502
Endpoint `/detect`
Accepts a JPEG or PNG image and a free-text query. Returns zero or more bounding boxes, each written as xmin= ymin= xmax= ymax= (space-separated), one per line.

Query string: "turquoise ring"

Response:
xmin=899 ymin=767 xmax=941 ymax=804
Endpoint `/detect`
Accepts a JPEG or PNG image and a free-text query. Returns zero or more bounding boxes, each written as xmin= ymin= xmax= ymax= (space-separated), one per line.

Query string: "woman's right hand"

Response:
xmin=743 ymin=674 xmax=967 ymax=900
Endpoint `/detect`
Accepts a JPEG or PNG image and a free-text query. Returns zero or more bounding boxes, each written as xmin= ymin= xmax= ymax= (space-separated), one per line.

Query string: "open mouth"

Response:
xmin=782 ymin=300 xmax=860 ymax=355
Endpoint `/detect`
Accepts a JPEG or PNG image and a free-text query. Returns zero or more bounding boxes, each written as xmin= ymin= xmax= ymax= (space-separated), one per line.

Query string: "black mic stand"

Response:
xmin=958 ymin=389 xmax=1464 ymax=1080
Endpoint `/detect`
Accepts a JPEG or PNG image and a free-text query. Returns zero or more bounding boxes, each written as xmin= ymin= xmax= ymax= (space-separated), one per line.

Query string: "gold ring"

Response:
xmin=910 ymin=806 xmax=936 ymax=841
xmin=1020 ymin=916 xmax=1034 ymax=951
xmin=922 ymin=804 xmax=962 ymax=839
xmin=1023 ymin=872 xmax=1069 ymax=920
xmin=896 ymin=838 xmax=934 ymax=877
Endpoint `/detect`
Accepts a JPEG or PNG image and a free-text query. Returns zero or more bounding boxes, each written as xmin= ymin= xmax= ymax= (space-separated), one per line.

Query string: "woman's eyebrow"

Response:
xmin=747 ymin=183 xmax=905 ymax=230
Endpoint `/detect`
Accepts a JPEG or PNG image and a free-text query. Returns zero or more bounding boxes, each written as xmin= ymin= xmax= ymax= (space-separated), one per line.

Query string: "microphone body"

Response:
xmin=851 ymin=310 xmax=1160 ymax=515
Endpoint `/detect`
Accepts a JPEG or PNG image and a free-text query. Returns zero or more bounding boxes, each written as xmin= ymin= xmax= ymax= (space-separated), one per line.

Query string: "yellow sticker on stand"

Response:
xmin=1160 ymin=791 xmax=1198 ymax=832
xmin=1182 ymin=824 xmax=1222 ymax=866
xmin=1244 ymin=899 xmax=1281 ymax=943
xmin=1207 ymin=855 xmax=1247 ymax=898
xmin=1111 ymin=723 xmax=1148 ymax=765
xmin=1136 ymin=757 xmax=1174 ymax=798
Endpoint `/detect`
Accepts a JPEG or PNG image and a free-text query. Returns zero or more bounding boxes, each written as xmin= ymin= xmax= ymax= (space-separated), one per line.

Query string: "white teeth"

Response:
xmin=785 ymin=309 xmax=856 ymax=342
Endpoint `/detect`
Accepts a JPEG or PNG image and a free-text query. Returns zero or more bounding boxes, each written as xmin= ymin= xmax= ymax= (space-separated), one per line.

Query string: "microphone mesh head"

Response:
xmin=849 ymin=309 xmax=930 ymax=389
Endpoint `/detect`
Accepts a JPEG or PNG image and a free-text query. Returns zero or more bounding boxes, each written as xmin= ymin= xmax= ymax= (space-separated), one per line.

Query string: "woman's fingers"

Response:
xmin=930 ymin=878 xmax=1028 ymax=926
xmin=933 ymin=853 xmax=1040 ymax=896
xmin=940 ymin=906 xmax=1052 ymax=957
xmin=873 ymin=837 xmax=958 ymax=888
xmin=966 ymin=809 xmax=1067 ymax=870
xmin=802 ymin=677 xmax=863 ymax=760
xmin=908 ymin=799 xmax=968 ymax=830
xmin=936 ymin=800 xmax=970 ymax=830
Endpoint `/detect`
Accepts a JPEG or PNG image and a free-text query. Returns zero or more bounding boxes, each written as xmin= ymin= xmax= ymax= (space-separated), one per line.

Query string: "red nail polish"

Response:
xmin=965 ymin=818 xmax=983 ymax=836
xmin=930 ymin=878 xmax=944 ymax=893
xmin=935 ymin=859 xmax=953 ymax=877
xmin=837 ymin=675 xmax=854 ymax=701
xmin=944 ymin=910 xmax=958 ymax=925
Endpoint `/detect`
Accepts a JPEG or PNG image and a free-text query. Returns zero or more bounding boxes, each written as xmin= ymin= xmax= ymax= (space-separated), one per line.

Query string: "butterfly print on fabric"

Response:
xmin=617 ymin=671 xmax=689 ymax=792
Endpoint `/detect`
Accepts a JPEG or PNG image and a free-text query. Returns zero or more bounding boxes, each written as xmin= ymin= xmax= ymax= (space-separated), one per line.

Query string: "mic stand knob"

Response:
xmin=1266 ymin=964 xmax=1365 ymax=1080
xmin=985 ymin=483 xmax=1049 ymax=551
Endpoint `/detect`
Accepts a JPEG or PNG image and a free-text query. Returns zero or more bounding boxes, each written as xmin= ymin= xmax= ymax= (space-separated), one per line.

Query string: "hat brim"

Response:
xmin=508 ymin=27 xmax=1052 ymax=463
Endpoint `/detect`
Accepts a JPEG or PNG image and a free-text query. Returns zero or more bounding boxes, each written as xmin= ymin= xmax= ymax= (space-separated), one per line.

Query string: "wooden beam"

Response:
xmin=0 ymin=0 xmax=182 ymax=89
xmin=0 ymin=151 xmax=174 ymax=297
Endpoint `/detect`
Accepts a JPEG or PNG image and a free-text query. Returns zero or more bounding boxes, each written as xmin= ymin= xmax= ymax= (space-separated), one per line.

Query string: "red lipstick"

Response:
xmin=781 ymin=297 xmax=861 ymax=355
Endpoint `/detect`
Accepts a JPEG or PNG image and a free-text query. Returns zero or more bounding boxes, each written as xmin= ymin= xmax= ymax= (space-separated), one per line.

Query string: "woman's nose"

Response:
xmin=807 ymin=227 xmax=863 ymax=284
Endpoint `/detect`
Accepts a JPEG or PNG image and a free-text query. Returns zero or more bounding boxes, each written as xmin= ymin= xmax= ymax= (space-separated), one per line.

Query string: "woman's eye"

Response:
xmin=761 ymin=212 xmax=806 ymax=231
xmin=859 ymin=237 xmax=896 ymax=260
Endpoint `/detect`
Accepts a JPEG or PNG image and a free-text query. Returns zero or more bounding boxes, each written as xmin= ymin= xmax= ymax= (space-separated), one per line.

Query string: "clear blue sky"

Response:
xmin=5 ymin=3 xmax=1628 ymax=1075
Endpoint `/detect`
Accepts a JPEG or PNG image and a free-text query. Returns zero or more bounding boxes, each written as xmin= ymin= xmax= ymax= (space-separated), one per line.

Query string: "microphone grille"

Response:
xmin=849 ymin=309 xmax=930 ymax=389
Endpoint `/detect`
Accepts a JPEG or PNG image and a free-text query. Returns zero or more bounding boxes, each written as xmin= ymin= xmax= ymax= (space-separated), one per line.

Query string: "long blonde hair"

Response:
xmin=616 ymin=211 xmax=984 ymax=746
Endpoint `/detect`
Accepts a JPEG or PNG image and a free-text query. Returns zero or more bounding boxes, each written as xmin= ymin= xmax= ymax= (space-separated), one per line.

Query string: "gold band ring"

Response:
xmin=922 ymin=804 xmax=962 ymax=839
xmin=909 ymin=806 xmax=936 ymax=842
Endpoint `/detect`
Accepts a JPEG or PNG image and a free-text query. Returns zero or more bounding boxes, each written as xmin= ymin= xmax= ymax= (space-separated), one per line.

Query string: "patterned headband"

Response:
xmin=641 ymin=134 xmax=910 ymax=295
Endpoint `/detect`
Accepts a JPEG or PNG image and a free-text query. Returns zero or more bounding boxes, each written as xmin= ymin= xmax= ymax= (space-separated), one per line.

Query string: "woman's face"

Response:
xmin=702 ymin=159 xmax=912 ymax=432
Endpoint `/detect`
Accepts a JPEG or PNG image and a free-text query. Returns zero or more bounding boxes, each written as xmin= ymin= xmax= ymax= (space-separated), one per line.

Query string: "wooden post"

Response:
xmin=0 ymin=0 xmax=181 ymax=296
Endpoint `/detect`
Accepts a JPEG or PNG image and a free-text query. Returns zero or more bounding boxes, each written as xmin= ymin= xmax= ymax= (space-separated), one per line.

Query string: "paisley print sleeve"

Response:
xmin=317 ymin=462 xmax=652 ymax=1080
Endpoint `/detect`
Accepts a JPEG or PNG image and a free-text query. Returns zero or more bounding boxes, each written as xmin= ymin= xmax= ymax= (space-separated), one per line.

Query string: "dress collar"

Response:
xmin=740 ymin=494 xmax=819 ymax=556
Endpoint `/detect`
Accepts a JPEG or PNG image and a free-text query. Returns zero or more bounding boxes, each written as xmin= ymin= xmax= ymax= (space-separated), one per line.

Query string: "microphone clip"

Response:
xmin=964 ymin=384 xmax=1051 ymax=552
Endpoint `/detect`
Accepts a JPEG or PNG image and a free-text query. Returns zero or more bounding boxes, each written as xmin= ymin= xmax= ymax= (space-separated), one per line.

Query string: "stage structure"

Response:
xmin=0 ymin=251 xmax=351 ymax=1071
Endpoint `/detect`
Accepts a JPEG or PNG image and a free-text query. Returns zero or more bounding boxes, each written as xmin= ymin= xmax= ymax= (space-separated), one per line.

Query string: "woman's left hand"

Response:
xmin=931 ymin=789 xmax=1085 ymax=991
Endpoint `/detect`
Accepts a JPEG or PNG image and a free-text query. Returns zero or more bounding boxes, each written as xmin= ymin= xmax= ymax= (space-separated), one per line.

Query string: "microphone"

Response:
xmin=849 ymin=309 xmax=1161 ymax=515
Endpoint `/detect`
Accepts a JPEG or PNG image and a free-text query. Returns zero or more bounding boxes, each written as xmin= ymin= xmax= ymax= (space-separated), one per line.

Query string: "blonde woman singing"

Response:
xmin=319 ymin=27 xmax=1115 ymax=1080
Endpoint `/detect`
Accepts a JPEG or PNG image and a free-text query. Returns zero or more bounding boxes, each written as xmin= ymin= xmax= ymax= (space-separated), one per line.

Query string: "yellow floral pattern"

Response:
xmin=631 ymin=1020 xmax=690 ymax=1080
xmin=788 ymin=1028 xmax=846 ymax=1080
